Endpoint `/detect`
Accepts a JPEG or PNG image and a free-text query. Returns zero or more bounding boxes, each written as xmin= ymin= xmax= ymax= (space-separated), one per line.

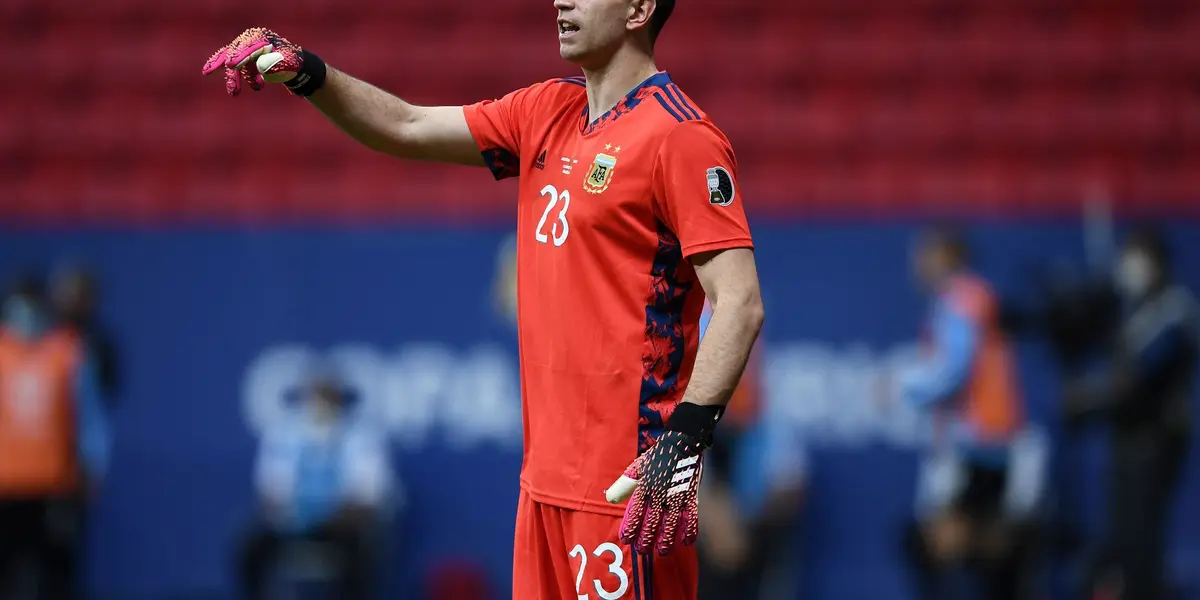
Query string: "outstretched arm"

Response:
xmin=204 ymin=29 xmax=487 ymax=166
xmin=307 ymin=67 xmax=484 ymax=165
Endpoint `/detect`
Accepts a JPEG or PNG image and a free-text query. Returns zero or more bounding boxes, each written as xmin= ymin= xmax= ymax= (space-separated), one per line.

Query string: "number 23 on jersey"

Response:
xmin=535 ymin=184 xmax=571 ymax=247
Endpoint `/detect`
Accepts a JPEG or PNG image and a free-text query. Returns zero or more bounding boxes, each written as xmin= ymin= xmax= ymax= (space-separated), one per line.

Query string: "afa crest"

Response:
xmin=583 ymin=152 xmax=618 ymax=194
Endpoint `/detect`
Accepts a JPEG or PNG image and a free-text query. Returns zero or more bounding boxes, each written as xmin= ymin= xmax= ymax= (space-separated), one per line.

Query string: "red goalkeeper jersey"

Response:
xmin=463 ymin=72 xmax=754 ymax=515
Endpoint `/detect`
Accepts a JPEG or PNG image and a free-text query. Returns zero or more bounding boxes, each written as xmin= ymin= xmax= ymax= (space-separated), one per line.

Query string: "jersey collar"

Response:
xmin=581 ymin=71 xmax=673 ymax=136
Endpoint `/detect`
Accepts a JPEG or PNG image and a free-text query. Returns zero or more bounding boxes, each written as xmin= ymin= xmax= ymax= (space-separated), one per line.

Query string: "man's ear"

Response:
xmin=626 ymin=0 xmax=655 ymax=33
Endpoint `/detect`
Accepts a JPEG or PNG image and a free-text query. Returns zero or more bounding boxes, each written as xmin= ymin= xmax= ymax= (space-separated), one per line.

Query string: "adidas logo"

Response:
xmin=666 ymin=455 xmax=699 ymax=497
xmin=534 ymin=149 xmax=547 ymax=170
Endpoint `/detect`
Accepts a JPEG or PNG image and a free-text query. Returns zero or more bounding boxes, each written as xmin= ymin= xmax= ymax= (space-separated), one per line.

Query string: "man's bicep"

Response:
xmin=406 ymin=105 xmax=487 ymax=166
xmin=405 ymin=80 xmax=545 ymax=171
xmin=654 ymin=121 xmax=753 ymax=256
xmin=462 ymin=84 xmax=544 ymax=180
xmin=692 ymin=248 xmax=761 ymax=308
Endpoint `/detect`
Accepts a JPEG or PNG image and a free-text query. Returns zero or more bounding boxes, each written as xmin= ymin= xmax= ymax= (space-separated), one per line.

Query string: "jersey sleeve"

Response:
xmin=899 ymin=300 xmax=980 ymax=407
xmin=651 ymin=120 xmax=754 ymax=258
xmin=462 ymin=83 xmax=545 ymax=181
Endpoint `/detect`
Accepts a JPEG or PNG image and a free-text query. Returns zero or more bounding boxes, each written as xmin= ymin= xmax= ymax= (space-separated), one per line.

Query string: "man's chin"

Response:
xmin=559 ymin=46 xmax=586 ymax=63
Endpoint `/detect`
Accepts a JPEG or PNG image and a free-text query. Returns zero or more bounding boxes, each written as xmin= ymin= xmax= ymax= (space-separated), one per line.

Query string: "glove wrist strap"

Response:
xmin=665 ymin=402 xmax=724 ymax=439
xmin=285 ymin=50 xmax=327 ymax=97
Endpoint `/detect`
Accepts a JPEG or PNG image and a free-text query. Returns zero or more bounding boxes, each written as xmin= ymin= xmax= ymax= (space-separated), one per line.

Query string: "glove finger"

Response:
xmin=224 ymin=66 xmax=242 ymax=97
xmin=224 ymin=39 xmax=272 ymax=69
xmin=674 ymin=512 xmax=691 ymax=549
xmin=617 ymin=489 xmax=647 ymax=545
xmin=202 ymin=48 xmax=228 ymax=75
xmin=606 ymin=454 xmax=645 ymax=504
xmin=234 ymin=44 xmax=272 ymax=70
xmin=656 ymin=500 xmax=681 ymax=555
xmin=679 ymin=460 xmax=702 ymax=546
xmin=241 ymin=65 xmax=266 ymax=91
xmin=636 ymin=497 xmax=662 ymax=555
xmin=678 ymin=496 xmax=699 ymax=547
xmin=605 ymin=475 xmax=639 ymax=504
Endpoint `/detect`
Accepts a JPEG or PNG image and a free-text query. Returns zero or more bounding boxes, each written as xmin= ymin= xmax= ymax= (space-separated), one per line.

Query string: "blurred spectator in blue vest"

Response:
xmin=883 ymin=228 xmax=1041 ymax=600
xmin=237 ymin=369 xmax=395 ymax=600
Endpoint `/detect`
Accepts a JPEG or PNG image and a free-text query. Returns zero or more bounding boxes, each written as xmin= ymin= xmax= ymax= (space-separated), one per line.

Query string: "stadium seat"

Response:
xmin=3 ymin=0 xmax=1196 ymax=220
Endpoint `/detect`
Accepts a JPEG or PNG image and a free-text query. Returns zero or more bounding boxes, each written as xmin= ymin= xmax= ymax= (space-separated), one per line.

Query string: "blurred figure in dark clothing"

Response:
xmin=885 ymin=228 xmax=1036 ymax=600
xmin=51 ymin=267 xmax=120 ymax=407
xmin=1064 ymin=227 xmax=1197 ymax=600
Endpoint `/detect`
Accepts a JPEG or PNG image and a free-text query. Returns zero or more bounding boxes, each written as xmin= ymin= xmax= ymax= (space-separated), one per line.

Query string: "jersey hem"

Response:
xmin=681 ymin=237 xmax=755 ymax=259
xmin=520 ymin=479 xmax=628 ymax=517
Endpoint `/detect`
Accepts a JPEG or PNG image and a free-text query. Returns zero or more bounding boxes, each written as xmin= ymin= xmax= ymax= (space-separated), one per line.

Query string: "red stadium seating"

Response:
xmin=2 ymin=0 xmax=1198 ymax=222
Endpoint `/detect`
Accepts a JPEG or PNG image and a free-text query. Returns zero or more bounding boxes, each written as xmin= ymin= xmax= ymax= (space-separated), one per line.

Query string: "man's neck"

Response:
xmin=582 ymin=46 xmax=659 ymax=121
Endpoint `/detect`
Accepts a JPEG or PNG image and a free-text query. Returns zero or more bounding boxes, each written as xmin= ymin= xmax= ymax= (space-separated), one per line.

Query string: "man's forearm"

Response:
xmin=305 ymin=67 xmax=484 ymax=165
xmin=306 ymin=67 xmax=426 ymax=158
xmin=682 ymin=297 xmax=764 ymax=408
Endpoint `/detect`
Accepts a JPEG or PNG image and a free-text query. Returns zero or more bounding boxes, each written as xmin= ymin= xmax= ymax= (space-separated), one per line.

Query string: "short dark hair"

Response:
xmin=648 ymin=0 xmax=675 ymax=43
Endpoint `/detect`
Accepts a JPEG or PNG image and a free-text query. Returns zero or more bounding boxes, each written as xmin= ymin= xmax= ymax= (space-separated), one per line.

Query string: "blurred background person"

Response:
xmin=0 ymin=275 xmax=110 ymax=600
xmin=47 ymin=265 xmax=119 ymax=600
xmin=883 ymin=228 xmax=1034 ymax=600
xmin=1063 ymin=227 xmax=1197 ymax=600
xmin=697 ymin=300 xmax=808 ymax=600
xmin=237 ymin=369 xmax=395 ymax=600
xmin=50 ymin=266 xmax=121 ymax=409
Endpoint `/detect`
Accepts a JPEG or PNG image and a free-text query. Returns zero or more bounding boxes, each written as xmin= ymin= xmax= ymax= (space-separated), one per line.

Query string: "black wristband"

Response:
xmin=285 ymin=49 xmax=327 ymax=97
xmin=665 ymin=402 xmax=725 ymax=439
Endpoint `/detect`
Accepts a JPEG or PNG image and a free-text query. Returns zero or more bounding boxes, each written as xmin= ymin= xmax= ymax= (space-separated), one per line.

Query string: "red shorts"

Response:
xmin=513 ymin=491 xmax=698 ymax=600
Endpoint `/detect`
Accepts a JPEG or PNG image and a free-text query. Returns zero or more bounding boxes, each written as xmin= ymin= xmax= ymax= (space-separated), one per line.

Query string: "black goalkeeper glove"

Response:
xmin=605 ymin=402 xmax=724 ymax=555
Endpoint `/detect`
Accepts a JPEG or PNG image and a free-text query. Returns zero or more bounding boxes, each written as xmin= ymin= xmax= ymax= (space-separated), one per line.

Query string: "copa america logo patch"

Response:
xmin=706 ymin=167 xmax=735 ymax=206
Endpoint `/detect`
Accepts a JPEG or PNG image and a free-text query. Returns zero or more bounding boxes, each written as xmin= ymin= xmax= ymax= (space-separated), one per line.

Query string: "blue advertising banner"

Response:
xmin=0 ymin=223 xmax=1197 ymax=600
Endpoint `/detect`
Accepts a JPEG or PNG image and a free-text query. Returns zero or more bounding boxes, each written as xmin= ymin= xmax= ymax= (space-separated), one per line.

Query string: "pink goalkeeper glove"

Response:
xmin=202 ymin=28 xmax=325 ymax=97
xmin=605 ymin=402 xmax=724 ymax=556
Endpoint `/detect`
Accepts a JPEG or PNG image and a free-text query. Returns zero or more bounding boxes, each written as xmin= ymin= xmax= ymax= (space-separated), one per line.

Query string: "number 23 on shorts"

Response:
xmin=569 ymin=542 xmax=629 ymax=600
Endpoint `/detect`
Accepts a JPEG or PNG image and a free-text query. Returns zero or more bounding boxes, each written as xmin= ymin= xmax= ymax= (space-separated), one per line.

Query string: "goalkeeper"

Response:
xmin=203 ymin=4 xmax=765 ymax=598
